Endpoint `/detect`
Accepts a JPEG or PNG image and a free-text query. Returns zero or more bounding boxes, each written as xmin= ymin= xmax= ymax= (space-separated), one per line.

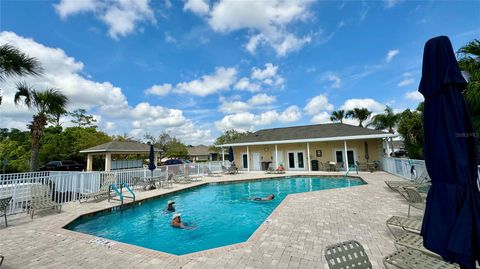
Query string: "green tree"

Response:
xmin=0 ymin=129 xmax=31 ymax=173
xmin=346 ymin=108 xmax=372 ymax=127
xmin=165 ymin=138 xmax=188 ymax=158
xmin=14 ymin=83 xmax=69 ymax=171
xmin=397 ymin=108 xmax=424 ymax=159
xmin=457 ymin=39 xmax=480 ymax=112
xmin=69 ymin=108 xmax=97 ymax=128
xmin=330 ymin=110 xmax=345 ymax=123
xmin=0 ymin=44 xmax=42 ymax=105
xmin=368 ymin=106 xmax=398 ymax=134
xmin=212 ymin=130 xmax=251 ymax=150
xmin=145 ymin=132 xmax=172 ymax=160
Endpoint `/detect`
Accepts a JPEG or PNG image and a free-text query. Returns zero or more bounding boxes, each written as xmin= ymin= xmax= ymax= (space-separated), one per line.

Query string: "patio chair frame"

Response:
xmin=0 ymin=196 xmax=12 ymax=227
xmin=324 ymin=240 xmax=373 ymax=269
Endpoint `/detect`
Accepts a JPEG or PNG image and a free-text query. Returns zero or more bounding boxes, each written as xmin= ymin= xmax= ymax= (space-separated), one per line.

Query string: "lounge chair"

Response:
xmin=324 ymin=240 xmax=459 ymax=269
xmin=324 ymin=240 xmax=372 ymax=269
xmin=0 ymin=255 xmax=3 ymax=266
xmin=173 ymin=173 xmax=192 ymax=184
xmin=0 ymin=196 xmax=12 ymax=227
xmin=386 ymin=216 xmax=421 ymax=238
xmin=401 ymin=187 xmax=426 ymax=217
xmin=394 ymin=232 xmax=440 ymax=258
xmin=159 ymin=174 xmax=174 ymax=188
xmin=383 ymin=247 xmax=459 ymax=268
xmin=28 ymin=185 xmax=61 ymax=219
xmin=385 ymin=169 xmax=430 ymax=192
xmin=81 ymin=175 xmax=116 ymax=202
xmin=205 ymin=167 xmax=222 ymax=177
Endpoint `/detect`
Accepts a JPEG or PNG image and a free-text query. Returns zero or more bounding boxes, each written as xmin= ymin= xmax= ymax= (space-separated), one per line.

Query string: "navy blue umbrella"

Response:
xmin=419 ymin=36 xmax=480 ymax=268
xmin=148 ymin=144 xmax=156 ymax=178
xmin=228 ymin=146 xmax=234 ymax=162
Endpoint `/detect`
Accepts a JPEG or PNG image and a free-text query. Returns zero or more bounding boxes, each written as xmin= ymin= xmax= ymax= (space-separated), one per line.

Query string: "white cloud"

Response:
xmin=0 ymin=31 xmax=215 ymax=144
xmin=404 ymin=91 xmax=424 ymax=102
xmin=304 ymin=94 xmax=334 ymax=115
xmin=145 ymin=84 xmax=172 ymax=96
xmin=248 ymin=93 xmax=277 ymax=106
xmin=341 ymin=98 xmax=386 ymax=113
xmin=323 ymin=73 xmax=341 ymax=89
xmin=218 ymin=100 xmax=250 ymax=114
xmin=252 ymin=63 xmax=278 ymax=80
xmin=234 ymin=77 xmax=261 ymax=92
xmin=183 ymin=0 xmax=210 ymax=15
xmin=384 ymin=0 xmax=400 ymax=9
xmin=164 ymin=32 xmax=177 ymax=43
xmin=250 ymin=63 xmax=285 ymax=88
xmin=386 ymin=49 xmax=399 ymax=63
xmin=175 ymin=67 xmax=237 ymax=96
xmin=311 ymin=111 xmax=331 ymax=124
xmin=218 ymin=93 xmax=277 ymax=114
xmin=55 ymin=0 xmax=97 ymax=18
xmin=215 ymin=105 xmax=301 ymax=131
xmin=184 ymin=0 xmax=315 ymax=56
xmin=55 ymin=0 xmax=156 ymax=39
xmin=397 ymin=78 xmax=414 ymax=87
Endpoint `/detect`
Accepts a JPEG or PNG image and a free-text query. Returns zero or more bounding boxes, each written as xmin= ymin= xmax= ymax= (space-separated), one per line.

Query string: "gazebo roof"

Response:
xmin=79 ymin=141 xmax=160 ymax=154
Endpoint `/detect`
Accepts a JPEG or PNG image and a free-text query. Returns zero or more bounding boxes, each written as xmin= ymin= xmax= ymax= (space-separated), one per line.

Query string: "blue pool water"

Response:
xmin=66 ymin=176 xmax=365 ymax=255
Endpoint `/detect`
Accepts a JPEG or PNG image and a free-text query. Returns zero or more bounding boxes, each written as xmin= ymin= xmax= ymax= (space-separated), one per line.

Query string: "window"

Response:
xmin=297 ymin=153 xmax=304 ymax=168
xmin=288 ymin=153 xmax=295 ymax=168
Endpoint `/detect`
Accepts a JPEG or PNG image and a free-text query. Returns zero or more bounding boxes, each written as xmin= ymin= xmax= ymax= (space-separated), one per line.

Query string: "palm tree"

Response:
xmin=457 ymin=39 xmax=480 ymax=112
xmin=368 ymin=106 xmax=399 ymax=155
xmin=346 ymin=108 xmax=372 ymax=127
xmin=0 ymin=44 xmax=42 ymax=105
xmin=368 ymin=106 xmax=398 ymax=134
xmin=330 ymin=110 xmax=345 ymax=123
xmin=14 ymin=83 xmax=68 ymax=171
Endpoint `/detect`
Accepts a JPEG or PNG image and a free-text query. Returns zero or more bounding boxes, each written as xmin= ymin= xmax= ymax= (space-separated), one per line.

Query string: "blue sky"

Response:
xmin=0 ymin=0 xmax=479 ymax=144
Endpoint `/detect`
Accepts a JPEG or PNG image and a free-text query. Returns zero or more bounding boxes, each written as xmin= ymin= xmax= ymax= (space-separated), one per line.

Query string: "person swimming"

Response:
xmin=164 ymin=200 xmax=175 ymax=213
xmin=249 ymin=194 xmax=275 ymax=201
xmin=170 ymin=213 xmax=195 ymax=230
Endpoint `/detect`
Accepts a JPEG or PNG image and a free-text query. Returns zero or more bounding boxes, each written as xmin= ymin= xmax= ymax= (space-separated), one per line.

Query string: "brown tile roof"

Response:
xmin=187 ymin=144 xmax=214 ymax=156
xmin=228 ymin=123 xmax=390 ymax=144
xmin=79 ymin=141 xmax=160 ymax=153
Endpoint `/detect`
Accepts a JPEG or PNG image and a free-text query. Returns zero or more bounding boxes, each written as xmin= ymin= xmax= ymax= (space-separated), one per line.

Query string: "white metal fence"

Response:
xmin=0 ymin=161 xmax=229 ymax=215
xmin=381 ymin=157 xmax=480 ymax=184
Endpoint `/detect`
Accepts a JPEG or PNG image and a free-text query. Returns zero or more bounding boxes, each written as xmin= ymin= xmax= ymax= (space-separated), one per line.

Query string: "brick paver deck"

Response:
xmin=0 ymin=172 xmax=421 ymax=269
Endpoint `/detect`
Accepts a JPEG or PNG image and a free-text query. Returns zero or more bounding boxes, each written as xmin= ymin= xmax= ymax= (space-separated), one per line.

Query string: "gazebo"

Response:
xmin=79 ymin=141 xmax=160 ymax=171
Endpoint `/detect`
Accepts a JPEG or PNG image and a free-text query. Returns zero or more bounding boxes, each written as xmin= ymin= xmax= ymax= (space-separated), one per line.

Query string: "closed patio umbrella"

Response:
xmin=419 ymin=36 xmax=480 ymax=269
xmin=228 ymin=146 xmax=234 ymax=162
xmin=148 ymin=143 xmax=156 ymax=188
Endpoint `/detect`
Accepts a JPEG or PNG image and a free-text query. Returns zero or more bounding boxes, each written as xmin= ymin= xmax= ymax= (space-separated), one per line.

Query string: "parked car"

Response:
xmin=38 ymin=160 xmax=85 ymax=171
xmin=390 ymin=150 xmax=407 ymax=157
xmin=162 ymin=159 xmax=192 ymax=165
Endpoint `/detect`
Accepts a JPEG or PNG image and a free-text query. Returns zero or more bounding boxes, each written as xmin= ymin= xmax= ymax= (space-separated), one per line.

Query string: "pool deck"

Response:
xmin=0 ymin=171 xmax=422 ymax=269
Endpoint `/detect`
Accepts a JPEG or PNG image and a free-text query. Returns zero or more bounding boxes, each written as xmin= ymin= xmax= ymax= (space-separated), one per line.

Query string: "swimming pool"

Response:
xmin=66 ymin=176 xmax=365 ymax=255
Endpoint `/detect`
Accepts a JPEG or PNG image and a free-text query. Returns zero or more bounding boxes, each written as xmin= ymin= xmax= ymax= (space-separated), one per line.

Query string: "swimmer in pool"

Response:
xmin=170 ymin=213 xmax=195 ymax=230
xmin=248 ymin=194 xmax=275 ymax=201
xmin=164 ymin=200 xmax=175 ymax=213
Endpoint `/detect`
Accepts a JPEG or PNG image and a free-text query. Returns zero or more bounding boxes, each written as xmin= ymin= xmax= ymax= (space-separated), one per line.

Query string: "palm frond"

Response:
xmin=0 ymin=44 xmax=43 ymax=80
xmin=14 ymin=81 xmax=34 ymax=108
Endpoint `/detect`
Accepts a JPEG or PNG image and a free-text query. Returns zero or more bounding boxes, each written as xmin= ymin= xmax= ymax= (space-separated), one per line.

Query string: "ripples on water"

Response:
xmin=67 ymin=177 xmax=365 ymax=255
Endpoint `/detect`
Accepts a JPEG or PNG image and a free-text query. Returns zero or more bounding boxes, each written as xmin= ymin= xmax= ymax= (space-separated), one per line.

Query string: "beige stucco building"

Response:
xmin=218 ymin=123 xmax=396 ymax=172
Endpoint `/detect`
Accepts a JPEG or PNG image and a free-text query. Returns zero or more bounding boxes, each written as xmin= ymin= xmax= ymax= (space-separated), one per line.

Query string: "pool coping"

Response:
xmin=56 ymin=174 xmax=368 ymax=259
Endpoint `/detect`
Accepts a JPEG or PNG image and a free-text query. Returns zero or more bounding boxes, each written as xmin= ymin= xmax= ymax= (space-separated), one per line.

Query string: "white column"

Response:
xmin=343 ymin=140 xmax=349 ymax=170
xmin=86 ymin=154 xmax=93 ymax=171
xmin=222 ymin=147 xmax=225 ymax=164
xmin=105 ymin=153 xmax=112 ymax=172
xmin=246 ymin=146 xmax=250 ymax=172
xmin=385 ymin=138 xmax=390 ymax=156
xmin=307 ymin=142 xmax=311 ymax=172
xmin=275 ymin=144 xmax=278 ymax=169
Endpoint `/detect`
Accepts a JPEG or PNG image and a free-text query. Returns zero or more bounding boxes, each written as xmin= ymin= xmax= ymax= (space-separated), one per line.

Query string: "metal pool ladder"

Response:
xmin=108 ymin=182 xmax=136 ymax=210
xmin=344 ymin=163 xmax=359 ymax=178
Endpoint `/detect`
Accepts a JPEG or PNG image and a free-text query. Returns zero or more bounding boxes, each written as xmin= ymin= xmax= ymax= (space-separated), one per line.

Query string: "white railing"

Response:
xmin=0 ymin=161 xmax=228 ymax=215
xmin=381 ymin=157 xmax=480 ymax=184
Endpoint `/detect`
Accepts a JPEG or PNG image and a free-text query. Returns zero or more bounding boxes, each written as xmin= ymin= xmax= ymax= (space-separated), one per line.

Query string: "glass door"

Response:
xmin=287 ymin=151 xmax=306 ymax=170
